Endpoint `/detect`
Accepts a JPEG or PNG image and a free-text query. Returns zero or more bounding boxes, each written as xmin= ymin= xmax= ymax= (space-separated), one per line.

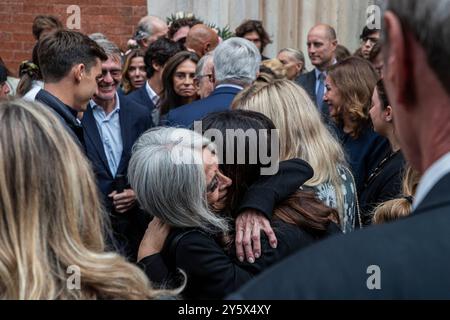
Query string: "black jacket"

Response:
xmin=35 ymin=89 xmax=85 ymax=150
xmin=359 ymin=151 xmax=406 ymax=226
xmin=229 ymin=172 xmax=450 ymax=299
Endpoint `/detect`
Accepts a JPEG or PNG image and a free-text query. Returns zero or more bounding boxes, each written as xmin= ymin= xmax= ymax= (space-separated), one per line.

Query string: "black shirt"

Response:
xmin=35 ymin=89 xmax=85 ymax=150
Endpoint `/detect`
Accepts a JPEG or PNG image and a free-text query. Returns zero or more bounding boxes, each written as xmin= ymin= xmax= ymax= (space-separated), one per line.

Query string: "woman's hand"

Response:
xmin=137 ymin=217 xmax=170 ymax=262
xmin=235 ymin=210 xmax=277 ymax=264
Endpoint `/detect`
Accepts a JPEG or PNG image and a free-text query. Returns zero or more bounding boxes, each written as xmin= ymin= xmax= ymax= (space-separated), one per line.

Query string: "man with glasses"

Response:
xmin=82 ymin=39 xmax=153 ymax=261
xmin=194 ymin=52 xmax=215 ymax=99
xmin=359 ymin=26 xmax=381 ymax=60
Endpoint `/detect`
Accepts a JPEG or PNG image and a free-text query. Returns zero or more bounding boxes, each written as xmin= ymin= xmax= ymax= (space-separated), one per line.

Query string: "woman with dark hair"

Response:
xmin=235 ymin=20 xmax=272 ymax=60
xmin=358 ymin=80 xmax=406 ymax=226
xmin=324 ymin=57 xmax=390 ymax=194
xmin=132 ymin=110 xmax=340 ymax=299
xmin=121 ymin=49 xmax=147 ymax=95
xmin=159 ymin=51 xmax=199 ymax=116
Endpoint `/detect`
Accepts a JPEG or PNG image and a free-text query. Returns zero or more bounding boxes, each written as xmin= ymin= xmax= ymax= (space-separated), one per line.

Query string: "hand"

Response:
xmin=137 ymin=217 xmax=170 ymax=262
xmin=108 ymin=189 xmax=136 ymax=213
xmin=235 ymin=210 xmax=277 ymax=264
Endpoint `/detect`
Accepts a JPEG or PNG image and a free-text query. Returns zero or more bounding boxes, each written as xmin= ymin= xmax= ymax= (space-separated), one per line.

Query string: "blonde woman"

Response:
xmin=0 ymin=99 xmax=178 ymax=299
xmin=232 ymin=78 xmax=358 ymax=233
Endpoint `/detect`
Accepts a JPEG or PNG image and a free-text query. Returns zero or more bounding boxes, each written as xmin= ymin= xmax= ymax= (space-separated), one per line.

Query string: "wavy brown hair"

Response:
xmin=327 ymin=57 xmax=379 ymax=139
xmin=0 ymin=99 xmax=180 ymax=299
xmin=121 ymin=49 xmax=146 ymax=94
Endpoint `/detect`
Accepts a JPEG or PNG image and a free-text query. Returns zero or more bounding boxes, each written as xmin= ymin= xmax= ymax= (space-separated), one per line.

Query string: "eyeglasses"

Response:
xmin=194 ymin=74 xmax=213 ymax=82
xmin=361 ymin=36 xmax=379 ymax=45
xmin=97 ymin=68 xmax=122 ymax=81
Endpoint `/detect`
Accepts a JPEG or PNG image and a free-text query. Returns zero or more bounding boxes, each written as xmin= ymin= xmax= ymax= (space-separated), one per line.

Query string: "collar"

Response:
xmin=315 ymin=59 xmax=337 ymax=78
xmin=215 ymin=84 xmax=244 ymax=91
xmin=413 ymin=152 xmax=450 ymax=209
xmin=89 ymin=92 xmax=121 ymax=113
xmin=146 ymin=81 xmax=159 ymax=101
xmin=36 ymin=89 xmax=79 ymax=122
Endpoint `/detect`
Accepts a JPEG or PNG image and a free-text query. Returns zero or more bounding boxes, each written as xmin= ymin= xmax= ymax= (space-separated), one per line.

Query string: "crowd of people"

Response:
xmin=0 ymin=0 xmax=449 ymax=299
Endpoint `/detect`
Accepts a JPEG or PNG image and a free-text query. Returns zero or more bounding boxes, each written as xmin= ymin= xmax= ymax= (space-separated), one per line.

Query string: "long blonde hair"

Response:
xmin=0 ymin=99 xmax=178 ymax=299
xmin=232 ymin=78 xmax=348 ymax=221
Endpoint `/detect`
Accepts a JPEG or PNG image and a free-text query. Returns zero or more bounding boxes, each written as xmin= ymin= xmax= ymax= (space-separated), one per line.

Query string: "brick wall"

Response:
xmin=0 ymin=0 xmax=147 ymax=75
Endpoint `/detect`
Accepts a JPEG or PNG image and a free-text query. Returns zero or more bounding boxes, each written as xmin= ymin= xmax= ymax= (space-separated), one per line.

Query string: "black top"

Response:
xmin=334 ymin=125 xmax=390 ymax=194
xmin=138 ymin=159 xmax=340 ymax=299
xmin=359 ymin=150 xmax=406 ymax=226
xmin=35 ymin=89 xmax=85 ymax=150
xmin=229 ymin=172 xmax=450 ymax=300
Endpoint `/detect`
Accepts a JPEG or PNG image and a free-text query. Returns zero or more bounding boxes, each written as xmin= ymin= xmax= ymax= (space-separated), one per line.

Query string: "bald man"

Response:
xmin=185 ymin=24 xmax=219 ymax=58
xmin=296 ymin=24 xmax=338 ymax=118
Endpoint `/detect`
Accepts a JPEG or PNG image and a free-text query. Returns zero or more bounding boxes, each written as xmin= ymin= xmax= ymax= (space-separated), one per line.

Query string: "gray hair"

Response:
xmin=94 ymin=39 xmax=122 ymax=63
xmin=134 ymin=15 xmax=166 ymax=41
xmin=213 ymin=37 xmax=261 ymax=85
xmin=279 ymin=48 xmax=305 ymax=65
xmin=128 ymin=127 xmax=229 ymax=234
xmin=88 ymin=33 xmax=108 ymax=41
xmin=381 ymin=0 xmax=450 ymax=93
xmin=195 ymin=52 xmax=214 ymax=78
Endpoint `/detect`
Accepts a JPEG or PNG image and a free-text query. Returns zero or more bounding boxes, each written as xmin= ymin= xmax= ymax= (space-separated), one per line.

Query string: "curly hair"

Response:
xmin=168 ymin=16 xmax=203 ymax=40
xmin=235 ymin=20 xmax=272 ymax=52
xmin=327 ymin=57 xmax=378 ymax=139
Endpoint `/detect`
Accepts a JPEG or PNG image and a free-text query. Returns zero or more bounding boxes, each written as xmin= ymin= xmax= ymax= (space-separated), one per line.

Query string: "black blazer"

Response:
xmin=229 ymin=172 xmax=450 ymax=299
xmin=82 ymin=95 xmax=153 ymax=259
xmin=82 ymin=95 xmax=153 ymax=201
xmin=359 ymin=151 xmax=406 ymax=226
xmin=296 ymin=70 xmax=330 ymax=118
xmin=127 ymin=84 xmax=156 ymax=114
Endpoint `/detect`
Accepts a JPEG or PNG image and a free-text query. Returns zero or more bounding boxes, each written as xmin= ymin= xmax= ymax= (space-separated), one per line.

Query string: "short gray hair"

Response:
xmin=128 ymin=127 xmax=229 ymax=233
xmin=195 ymin=52 xmax=213 ymax=78
xmin=381 ymin=0 xmax=450 ymax=93
xmin=134 ymin=15 xmax=165 ymax=41
xmin=94 ymin=39 xmax=122 ymax=63
xmin=213 ymin=37 xmax=261 ymax=85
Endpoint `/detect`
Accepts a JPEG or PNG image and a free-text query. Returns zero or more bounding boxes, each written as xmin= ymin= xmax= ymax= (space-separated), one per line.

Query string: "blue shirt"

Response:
xmin=89 ymin=94 xmax=123 ymax=177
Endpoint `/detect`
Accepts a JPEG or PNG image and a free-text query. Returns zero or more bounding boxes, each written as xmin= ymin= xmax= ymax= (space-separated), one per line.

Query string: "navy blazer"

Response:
xmin=230 ymin=172 xmax=450 ymax=299
xmin=82 ymin=94 xmax=153 ymax=205
xmin=127 ymin=84 xmax=156 ymax=114
xmin=166 ymin=86 xmax=242 ymax=128
xmin=296 ymin=69 xmax=330 ymax=118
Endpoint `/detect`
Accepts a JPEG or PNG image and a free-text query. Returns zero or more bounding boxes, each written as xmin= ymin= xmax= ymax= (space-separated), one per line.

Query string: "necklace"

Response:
xmin=364 ymin=149 xmax=401 ymax=188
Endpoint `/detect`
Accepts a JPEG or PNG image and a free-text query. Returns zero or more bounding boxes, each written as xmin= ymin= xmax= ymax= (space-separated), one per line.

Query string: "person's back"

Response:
xmin=0 ymin=99 xmax=177 ymax=299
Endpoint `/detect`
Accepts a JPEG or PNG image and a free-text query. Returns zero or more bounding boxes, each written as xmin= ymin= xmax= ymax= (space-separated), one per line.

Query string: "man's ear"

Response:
xmin=152 ymin=62 xmax=162 ymax=72
xmin=73 ymin=64 xmax=85 ymax=83
xmin=385 ymin=105 xmax=394 ymax=122
xmin=384 ymin=11 xmax=414 ymax=107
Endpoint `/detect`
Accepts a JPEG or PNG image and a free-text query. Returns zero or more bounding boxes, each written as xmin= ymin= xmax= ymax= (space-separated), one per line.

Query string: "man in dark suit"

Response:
xmin=166 ymin=37 xmax=261 ymax=128
xmin=296 ymin=24 xmax=337 ymax=118
xmin=82 ymin=40 xmax=153 ymax=260
xmin=128 ymin=37 xmax=182 ymax=126
xmin=230 ymin=0 xmax=450 ymax=299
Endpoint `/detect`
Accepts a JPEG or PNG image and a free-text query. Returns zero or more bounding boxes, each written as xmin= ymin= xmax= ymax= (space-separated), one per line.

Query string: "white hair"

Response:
xmin=128 ymin=127 xmax=229 ymax=234
xmin=213 ymin=37 xmax=261 ymax=85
